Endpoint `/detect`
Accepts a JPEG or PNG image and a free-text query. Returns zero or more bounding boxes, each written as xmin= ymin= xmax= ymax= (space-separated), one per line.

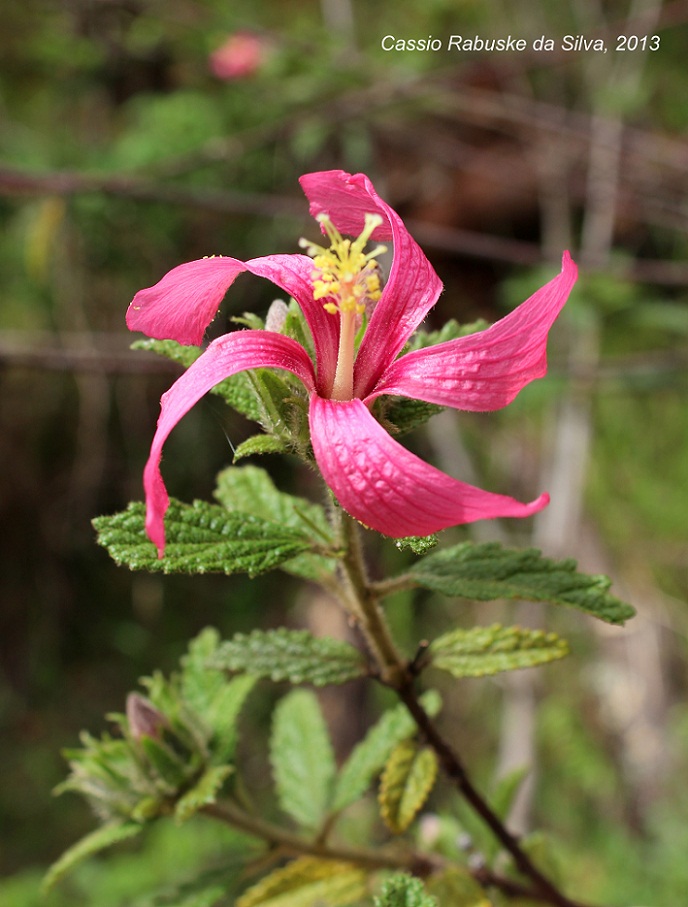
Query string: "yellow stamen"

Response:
xmin=300 ymin=214 xmax=387 ymax=400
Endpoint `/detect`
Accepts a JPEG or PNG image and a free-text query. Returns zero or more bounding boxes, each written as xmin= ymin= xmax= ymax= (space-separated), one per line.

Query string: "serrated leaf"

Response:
xmin=374 ymin=873 xmax=438 ymax=907
xmin=180 ymin=628 xmax=258 ymax=763
xmin=376 ymin=395 xmax=444 ymax=437
xmin=93 ymin=499 xmax=313 ymax=577
xmin=394 ymin=534 xmax=438 ymax=555
xmin=332 ymin=690 xmax=441 ymax=814
xmin=379 ymin=741 xmax=438 ymax=834
xmin=206 ymin=675 xmax=258 ymax=764
xmin=408 ymin=542 xmax=635 ymax=625
xmin=426 ymin=868 xmax=492 ymax=907
xmin=237 ymin=857 xmax=367 ymax=907
xmin=132 ymin=338 xmax=202 ymax=367
xmin=174 ymin=765 xmax=233 ymax=823
xmin=233 ymin=434 xmax=289 ymax=461
xmin=270 ymin=690 xmax=336 ymax=830
xmin=428 ymin=624 xmax=569 ymax=678
xmin=43 ymin=820 xmax=142 ymax=891
xmin=212 ymin=629 xmax=366 ymax=687
xmin=214 ymin=465 xmax=336 ymax=580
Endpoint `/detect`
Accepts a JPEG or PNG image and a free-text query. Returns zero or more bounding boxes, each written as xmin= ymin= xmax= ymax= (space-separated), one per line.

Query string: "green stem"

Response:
xmin=203 ymin=800 xmax=439 ymax=876
xmin=336 ymin=513 xmax=406 ymax=685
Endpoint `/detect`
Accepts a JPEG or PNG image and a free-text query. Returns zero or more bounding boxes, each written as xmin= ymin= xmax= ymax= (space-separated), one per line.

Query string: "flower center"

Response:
xmin=300 ymin=214 xmax=387 ymax=400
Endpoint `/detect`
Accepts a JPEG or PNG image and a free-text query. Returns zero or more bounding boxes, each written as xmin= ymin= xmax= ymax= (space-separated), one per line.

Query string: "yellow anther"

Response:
xmin=299 ymin=214 xmax=387 ymax=316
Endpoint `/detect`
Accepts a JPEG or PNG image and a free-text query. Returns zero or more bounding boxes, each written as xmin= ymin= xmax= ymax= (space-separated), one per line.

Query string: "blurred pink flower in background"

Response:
xmin=209 ymin=32 xmax=268 ymax=81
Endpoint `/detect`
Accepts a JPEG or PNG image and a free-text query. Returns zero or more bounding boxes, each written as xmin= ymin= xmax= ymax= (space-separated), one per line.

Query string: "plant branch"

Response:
xmin=203 ymin=800 xmax=438 ymax=877
xmin=335 ymin=514 xmax=407 ymax=686
xmin=337 ymin=518 xmax=598 ymax=907
xmin=393 ymin=679 xmax=596 ymax=907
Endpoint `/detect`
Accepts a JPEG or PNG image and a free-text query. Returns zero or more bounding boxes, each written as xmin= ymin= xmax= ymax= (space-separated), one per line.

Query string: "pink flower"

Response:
xmin=127 ymin=170 xmax=577 ymax=556
xmin=209 ymin=32 xmax=268 ymax=81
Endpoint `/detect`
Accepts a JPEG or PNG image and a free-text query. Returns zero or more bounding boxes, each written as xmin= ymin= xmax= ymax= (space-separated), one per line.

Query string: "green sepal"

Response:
xmin=174 ymin=764 xmax=234 ymax=824
xmin=270 ymin=689 xmax=336 ymax=830
xmin=331 ymin=690 xmax=441 ymax=814
xmin=426 ymin=868 xmax=491 ymax=907
xmin=139 ymin=735 xmax=192 ymax=790
xmin=93 ymin=499 xmax=313 ymax=577
xmin=374 ymin=873 xmax=439 ymax=907
xmin=427 ymin=624 xmax=569 ymax=678
xmin=212 ymin=628 xmax=366 ymax=687
xmin=42 ymin=820 xmax=143 ymax=891
xmin=233 ymin=434 xmax=290 ymax=461
xmin=378 ymin=741 xmax=439 ymax=834
xmin=236 ymin=857 xmax=367 ymax=907
xmin=408 ymin=541 xmax=635 ymax=624
xmin=214 ymin=465 xmax=337 ymax=580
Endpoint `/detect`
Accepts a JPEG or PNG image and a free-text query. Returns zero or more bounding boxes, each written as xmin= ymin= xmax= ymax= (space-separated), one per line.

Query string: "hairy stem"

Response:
xmin=203 ymin=800 xmax=438 ymax=876
xmin=335 ymin=513 xmax=407 ymax=685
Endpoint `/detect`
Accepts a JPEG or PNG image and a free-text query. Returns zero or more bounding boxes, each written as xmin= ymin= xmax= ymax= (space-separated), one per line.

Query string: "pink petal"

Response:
xmin=127 ymin=255 xmax=338 ymax=390
xmin=144 ymin=331 xmax=316 ymax=556
xmin=309 ymin=396 xmax=548 ymax=538
xmin=244 ymin=254 xmax=339 ymax=396
xmin=127 ymin=257 xmax=248 ymax=346
xmin=299 ymin=170 xmax=443 ymax=397
xmin=369 ymin=252 xmax=577 ymax=411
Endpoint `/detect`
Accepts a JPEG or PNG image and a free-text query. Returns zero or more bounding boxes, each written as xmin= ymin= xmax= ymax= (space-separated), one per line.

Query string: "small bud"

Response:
xmin=126 ymin=693 xmax=167 ymax=742
xmin=265 ymin=299 xmax=289 ymax=333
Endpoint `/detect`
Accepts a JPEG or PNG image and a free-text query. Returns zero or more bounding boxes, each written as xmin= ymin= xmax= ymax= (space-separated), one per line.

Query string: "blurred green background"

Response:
xmin=1 ymin=0 xmax=687 ymax=903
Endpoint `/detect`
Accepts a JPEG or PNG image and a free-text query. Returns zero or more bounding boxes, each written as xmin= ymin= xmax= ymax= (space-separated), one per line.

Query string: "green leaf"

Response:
xmin=174 ymin=765 xmax=234 ymax=823
xmin=131 ymin=338 xmax=202 ymax=367
xmin=43 ymin=820 xmax=142 ymax=891
xmin=331 ymin=690 xmax=441 ymax=813
xmin=214 ymin=465 xmax=337 ymax=579
xmin=180 ymin=628 xmax=258 ymax=763
xmin=233 ymin=434 xmax=289 ymax=461
xmin=394 ymin=534 xmax=438 ymax=556
xmin=375 ymin=395 xmax=444 ymax=437
xmin=270 ymin=690 xmax=336 ymax=830
xmin=93 ymin=499 xmax=313 ymax=577
xmin=426 ymin=869 xmax=491 ymax=907
xmin=428 ymin=624 xmax=569 ymax=678
xmin=408 ymin=541 xmax=635 ymax=625
xmin=212 ymin=629 xmax=366 ymax=687
xmin=236 ymin=857 xmax=367 ymax=907
xmin=374 ymin=874 xmax=438 ymax=907
xmin=378 ymin=741 xmax=438 ymax=834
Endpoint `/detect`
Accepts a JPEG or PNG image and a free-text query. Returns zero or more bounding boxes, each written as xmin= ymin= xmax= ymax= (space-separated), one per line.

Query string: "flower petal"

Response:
xmin=309 ymin=396 xmax=548 ymax=538
xmin=299 ymin=170 xmax=443 ymax=397
xmin=127 ymin=254 xmax=337 ymax=389
xmin=244 ymin=254 xmax=339 ymax=395
xmin=370 ymin=252 xmax=577 ymax=411
xmin=127 ymin=257 xmax=248 ymax=346
xmin=144 ymin=331 xmax=316 ymax=556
